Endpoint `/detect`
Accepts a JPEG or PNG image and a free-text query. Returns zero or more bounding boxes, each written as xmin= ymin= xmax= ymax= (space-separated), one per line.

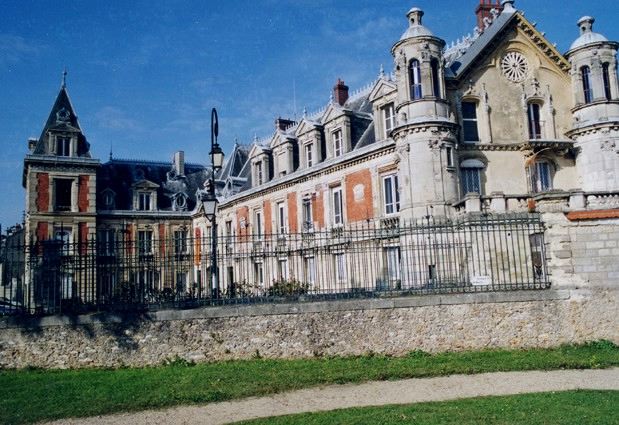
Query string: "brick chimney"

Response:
xmin=333 ymin=79 xmax=349 ymax=106
xmin=475 ymin=0 xmax=503 ymax=29
xmin=275 ymin=117 xmax=296 ymax=131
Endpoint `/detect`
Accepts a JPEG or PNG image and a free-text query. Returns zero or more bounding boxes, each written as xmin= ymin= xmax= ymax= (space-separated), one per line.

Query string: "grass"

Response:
xmin=0 ymin=341 xmax=617 ymax=424
xmin=237 ymin=390 xmax=619 ymax=425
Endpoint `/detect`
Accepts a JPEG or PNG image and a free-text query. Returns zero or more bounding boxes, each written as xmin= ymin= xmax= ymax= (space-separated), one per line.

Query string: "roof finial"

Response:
xmin=303 ymin=107 xmax=307 ymax=118
xmin=62 ymin=67 xmax=67 ymax=89
xmin=379 ymin=64 xmax=385 ymax=79
xmin=109 ymin=141 xmax=113 ymax=161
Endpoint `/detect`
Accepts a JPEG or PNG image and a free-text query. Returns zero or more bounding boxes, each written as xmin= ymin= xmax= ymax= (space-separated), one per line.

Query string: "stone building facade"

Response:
xmin=19 ymin=0 xmax=619 ymax=298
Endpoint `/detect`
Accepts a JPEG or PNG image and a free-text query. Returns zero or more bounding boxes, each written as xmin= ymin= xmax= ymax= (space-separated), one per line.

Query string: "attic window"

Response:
xmin=333 ymin=129 xmax=343 ymax=157
xmin=174 ymin=194 xmax=187 ymax=211
xmin=103 ymin=191 xmax=115 ymax=209
xmin=138 ymin=192 xmax=152 ymax=211
xmin=56 ymin=137 xmax=71 ymax=156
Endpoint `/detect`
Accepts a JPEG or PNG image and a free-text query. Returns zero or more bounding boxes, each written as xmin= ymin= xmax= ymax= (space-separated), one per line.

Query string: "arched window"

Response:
xmin=581 ymin=66 xmax=593 ymax=104
xmin=602 ymin=63 xmax=612 ymax=101
xmin=430 ymin=58 xmax=441 ymax=98
xmin=527 ymin=102 xmax=542 ymax=140
xmin=529 ymin=159 xmax=553 ymax=193
xmin=409 ymin=59 xmax=422 ymax=100
xmin=460 ymin=159 xmax=484 ymax=196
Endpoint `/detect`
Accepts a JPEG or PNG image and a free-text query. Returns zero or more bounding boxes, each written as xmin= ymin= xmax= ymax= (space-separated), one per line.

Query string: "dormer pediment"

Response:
xmin=369 ymin=78 xmax=397 ymax=102
xmin=248 ymin=142 xmax=271 ymax=160
xmin=321 ymin=103 xmax=349 ymax=124
xmin=294 ymin=118 xmax=323 ymax=137
xmin=132 ymin=179 xmax=159 ymax=190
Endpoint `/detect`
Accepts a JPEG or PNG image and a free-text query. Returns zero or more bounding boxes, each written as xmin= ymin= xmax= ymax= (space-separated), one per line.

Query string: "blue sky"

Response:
xmin=1 ymin=0 xmax=617 ymax=228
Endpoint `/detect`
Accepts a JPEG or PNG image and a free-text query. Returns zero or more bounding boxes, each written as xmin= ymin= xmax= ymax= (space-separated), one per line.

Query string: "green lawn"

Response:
xmin=0 ymin=341 xmax=617 ymax=424
xmin=237 ymin=390 xmax=619 ymax=425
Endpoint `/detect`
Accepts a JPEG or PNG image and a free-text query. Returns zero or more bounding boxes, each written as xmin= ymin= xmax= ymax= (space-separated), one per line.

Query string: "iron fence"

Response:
xmin=0 ymin=213 xmax=549 ymax=316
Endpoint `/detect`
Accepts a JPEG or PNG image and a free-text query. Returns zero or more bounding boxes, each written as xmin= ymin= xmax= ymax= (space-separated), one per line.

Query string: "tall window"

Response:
xmin=174 ymin=230 xmax=188 ymax=254
xmin=302 ymin=198 xmax=313 ymax=231
xmin=334 ymin=253 xmax=346 ymax=282
xmin=446 ymin=146 xmax=454 ymax=168
xmin=277 ymin=201 xmax=287 ymax=234
xmin=255 ymin=161 xmax=263 ymax=185
xmin=54 ymin=179 xmax=73 ymax=211
xmin=305 ymin=143 xmax=313 ymax=167
xmin=602 ymin=63 xmax=612 ymax=101
xmin=56 ymin=137 xmax=71 ymax=156
xmin=383 ymin=175 xmax=400 ymax=215
xmin=254 ymin=210 xmax=263 ymax=239
xmin=409 ymin=59 xmax=422 ymax=100
xmin=304 ymin=257 xmax=316 ymax=286
xmin=382 ymin=103 xmax=396 ymax=138
xmin=278 ymin=258 xmax=289 ymax=280
xmin=331 ymin=187 xmax=343 ymax=226
xmin=530 ymin=160 xmax=553 ymax=193
xmin=462 ymin=101 xmax=480 ymax=143
xmin=138 ymin=192 xmax=151 ymax=211
xmin=54 ymin=227 xmax=72 ymax=256
xmin=527 ymin=103 xmax=542 ymax=140
xmin=581 ymin=66 xmax=593 ymax=104
xmin=99 ymin=229 xmax=115 ymax=256
xmin=137 ymin=230 xmax=153 ymax=255
xmin=254 ymin=261 xmax=264 ymax=286
xmin=431 ymin=58 xmax=441 ymax=98
xmin=333 ymin=129 xmax=343 ymax=157
xmin=385 ymin=247 xmax=401 ymax=286
xmin=460 ymin=159 xmax=484 ymax=196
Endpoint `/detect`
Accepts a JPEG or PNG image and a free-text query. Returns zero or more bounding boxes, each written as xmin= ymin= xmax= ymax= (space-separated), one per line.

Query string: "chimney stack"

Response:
xmin=275 ymin=117 xmax=296 ymax=131
xmin=173 ymin=151 xmax=185 ymax=176
xmin=475 ymin=0 xmax=503 ymax=30
xmin=333 ymin=79 xmax=349 ymax=106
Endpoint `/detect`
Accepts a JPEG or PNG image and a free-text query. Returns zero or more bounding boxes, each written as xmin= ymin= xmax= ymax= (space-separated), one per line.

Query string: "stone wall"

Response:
xmin=1 ymin=288 xmax=617 ymax=369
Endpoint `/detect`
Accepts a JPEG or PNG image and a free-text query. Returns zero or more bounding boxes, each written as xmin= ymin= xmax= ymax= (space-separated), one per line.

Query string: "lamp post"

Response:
xmin=201 ymin=108 xmax=224 ymax=299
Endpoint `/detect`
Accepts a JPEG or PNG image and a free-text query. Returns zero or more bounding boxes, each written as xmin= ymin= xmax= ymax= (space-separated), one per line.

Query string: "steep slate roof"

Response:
xmin=98 ymin=158 xmax=210 ymax=212
xmin=33 ymin=86 xmax=91 ymax=157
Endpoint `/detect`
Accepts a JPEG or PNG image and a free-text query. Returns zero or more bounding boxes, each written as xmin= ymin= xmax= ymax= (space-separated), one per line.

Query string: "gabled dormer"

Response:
xmin=30 ymin=84 xmax=91 ymax=159
xmin=321 ymin=101 xmax=353 ymax=159
xmin=131 ymin=179 xmax=159 ymax=211
xmin=295 ymin=118 xmax=324 ymax=169
xmin=270 ymin=118 xmax=298 ymax=178
xmin=369 ymin=76 xmax=398 ymax=141
xmin=248 ymin=141 xmax=272 ymax=188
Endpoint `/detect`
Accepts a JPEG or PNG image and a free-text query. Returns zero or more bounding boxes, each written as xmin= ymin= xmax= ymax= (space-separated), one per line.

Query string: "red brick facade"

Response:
xmin=263 ymin=200 xmax=272 ymax=234
xmin=312 ymin=186 xmax=325 ymax=229
xmin=194 ymin=227 xmax=201 ymax=265
xmin=345 ymin=169 xmax=374 ymax=223
xmin=79 ymin=222 xmax=88 ymax=254
xmin=36 ymin=221 xmax=49 ymax=242
xmin=78 ymin=175 xmax=90 ymax=213
xmin=287 ymin=192 xmax=298 ymax=233
xmin=236 ymin=206 xmax=250 ymax=240
xmin=36 ymin=173 xmax=49 ymax=212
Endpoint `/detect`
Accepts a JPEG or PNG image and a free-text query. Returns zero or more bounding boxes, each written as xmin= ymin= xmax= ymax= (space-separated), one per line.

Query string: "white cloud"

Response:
xmin=95 ymin=106 xmax=143 ymax=132
xmin=0 ymin=34 xmax=44 ymax=68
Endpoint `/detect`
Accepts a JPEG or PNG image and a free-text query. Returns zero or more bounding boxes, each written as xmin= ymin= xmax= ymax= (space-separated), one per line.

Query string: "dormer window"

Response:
xmin=56 ymin=137 xmax=71 ymax=156
xmin=305 ymin=143 xmax=313 ymax=167
xmin=102 ymin=190 xmax=115 ymax=210
xmin=173 ymin=193 xmax=187 ymax=211
xmin=382 ymin=103 xmax=396 ymax=138
xmin=255 ymin=161 xmax=264 ymax=185
xmin=138 ymin=192 xmax=152 ymax=211
xmin=333 ymin=129 xmax=343 ymax=157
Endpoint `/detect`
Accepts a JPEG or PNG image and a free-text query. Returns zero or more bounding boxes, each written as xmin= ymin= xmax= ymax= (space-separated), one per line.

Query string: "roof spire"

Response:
xmin=109 ymin=141 xmax=113 ymax=161
xmin=62 ymin=67 xmax=67 ymax=89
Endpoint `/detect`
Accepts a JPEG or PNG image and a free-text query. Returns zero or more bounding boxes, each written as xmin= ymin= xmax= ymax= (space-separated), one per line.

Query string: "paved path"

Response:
xmin=49 ymin=368 xmax=619 ymax=425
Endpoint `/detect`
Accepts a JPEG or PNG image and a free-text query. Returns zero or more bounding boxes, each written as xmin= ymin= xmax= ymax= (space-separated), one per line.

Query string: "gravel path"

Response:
xmin=47 ymin=368 xmax=619 ymax=425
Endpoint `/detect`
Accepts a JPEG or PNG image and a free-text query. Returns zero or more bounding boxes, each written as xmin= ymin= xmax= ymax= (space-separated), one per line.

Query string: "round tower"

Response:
xmin=391 ymin=7 xmax=458 ymax=219
xmin=566 ymin=16 xmax=619 ymax=192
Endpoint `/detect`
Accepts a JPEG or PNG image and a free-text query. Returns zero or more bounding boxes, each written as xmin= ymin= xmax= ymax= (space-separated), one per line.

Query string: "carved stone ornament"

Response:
xmin=501 ymin=52 xmax=529 ymax=83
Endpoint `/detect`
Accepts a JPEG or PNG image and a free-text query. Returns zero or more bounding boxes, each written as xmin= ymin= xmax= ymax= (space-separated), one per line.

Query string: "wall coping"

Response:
xmin=0 ymin=289 xmax=575 ymax=330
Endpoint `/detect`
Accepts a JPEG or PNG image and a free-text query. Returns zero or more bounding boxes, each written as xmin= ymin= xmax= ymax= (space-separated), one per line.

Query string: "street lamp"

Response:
xmin=201 ymin=107 xmax=224 ymax=299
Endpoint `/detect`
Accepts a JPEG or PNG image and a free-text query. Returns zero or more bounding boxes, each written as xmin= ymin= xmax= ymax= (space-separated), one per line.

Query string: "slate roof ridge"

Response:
xmin=107 ymin=157 xmax=207 ymax=169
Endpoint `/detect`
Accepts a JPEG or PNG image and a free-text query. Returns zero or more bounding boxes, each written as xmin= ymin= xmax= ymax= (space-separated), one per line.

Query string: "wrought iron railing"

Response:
xmin=0 ymin=213 xmax=549 ymax=316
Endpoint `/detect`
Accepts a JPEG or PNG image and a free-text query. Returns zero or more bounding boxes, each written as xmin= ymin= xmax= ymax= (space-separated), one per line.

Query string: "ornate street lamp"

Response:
xmin=201 ymin=108 xmax=224 ymax=299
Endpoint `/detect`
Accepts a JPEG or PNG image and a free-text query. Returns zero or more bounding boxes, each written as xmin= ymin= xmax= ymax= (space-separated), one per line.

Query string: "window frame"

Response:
xmin=602 ymin=62 xmax=612 ymax=101
xmin=409 ymin=59 xmax=422 ymax=100
xmin=138 ymin=192 xmax=152 ymax=211
xmin=331 ymin=186 xmax=344 ymax=227
xmin=56 ymin=136 xmax=71 ymax=157
xmin=530 ymin=160 xmax=553 ymax=193
xmin=334 ymin=253 xmax=347 ymax=283
xmin=332 ymin=129 xmax=343 ymax=157
xmin=581 ymin=65 xmax=593 ymax=104
xmin=382 ymin=174 xmax=400 ymax=216
xmin=54 ymin=178 xmax=73 ymax=212
xmin=461 ymin=101 xmax=480 ymax=143
xmin=460 ymin=159 xmax=484 ymax=196
xmin=304 ymin=142 xmax=313 ymax=168
xmin=302 ymin=197 xmax=313 ymax=231
xmin=382 ymin=103 xmax=396 ymax=138
xmin=527 ymin=102 xmax=542 ymax=140
xmin=174 ymin=229 xmax=188 ymax=255
xmin=137 ymin=230 xmax=153 ymax=255
xmin=277 ymin=201 xmax=287 ymax=234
